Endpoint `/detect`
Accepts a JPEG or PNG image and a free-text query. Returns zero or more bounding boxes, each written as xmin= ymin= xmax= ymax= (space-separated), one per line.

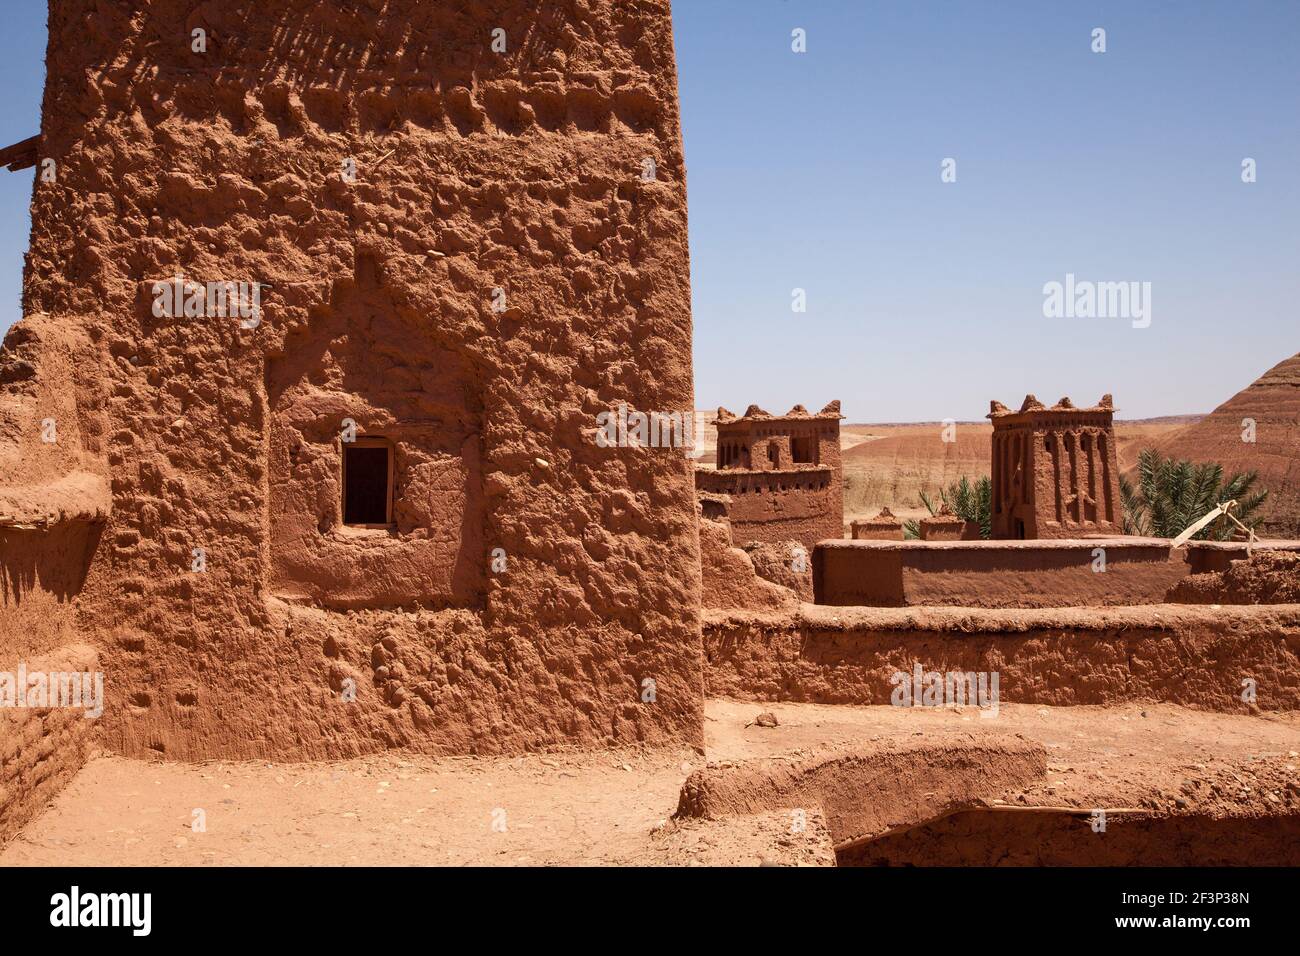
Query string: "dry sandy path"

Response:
xmin=4 ymin=700 xmax=1296 ymax=866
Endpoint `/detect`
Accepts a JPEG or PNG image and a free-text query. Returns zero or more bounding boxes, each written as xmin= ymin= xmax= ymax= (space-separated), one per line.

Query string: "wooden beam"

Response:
xmin=0 ymin=134 xmax=41 ymax=172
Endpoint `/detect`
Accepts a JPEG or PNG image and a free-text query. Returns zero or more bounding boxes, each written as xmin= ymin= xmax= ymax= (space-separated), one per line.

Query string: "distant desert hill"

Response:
xmin=1151 ymin=353 xmax=1300 ymax=537
xmin=840 ymin=422 xmax=990 ymax=521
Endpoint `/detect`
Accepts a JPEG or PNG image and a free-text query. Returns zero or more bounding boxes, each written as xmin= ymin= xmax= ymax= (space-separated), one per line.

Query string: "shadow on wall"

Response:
xmin=0 ymin=523 xmax=101 ymax=606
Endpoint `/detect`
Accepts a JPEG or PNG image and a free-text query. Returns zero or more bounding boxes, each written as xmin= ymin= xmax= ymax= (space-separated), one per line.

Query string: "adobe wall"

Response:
xmin=698 ymin=517 xmax=796 ymax=614
xmin=704 ymin=604 xmax=1300 ymax=711
xmin=1170 ymin=549 xmax=1300 ymax=604
xmin=916 ymin=513 xmax=971 ymax=541
xmin=6 ymin=0 xmax=702 ymax=759
xmin=695 ymin=466 xmax=841 ymax=551
xmin=989 ymin=396 xmax=1122 ymax=540
xmin=0 ymin=644 xmax=100 ymax=843
xmin=742 ymin=539 xmax=815 ymax=601
xmin=815 ymin=538 xmax=1199 ymax=608
xmin=850 ymin=509 xmax=903 ymax=541
xmin=0 ymin=315 xmax=108 ymax=837
xmin=702 ymin=402 xmax=844 ymax=552
xmin=1 ymin=315 xmax=110 ymax=658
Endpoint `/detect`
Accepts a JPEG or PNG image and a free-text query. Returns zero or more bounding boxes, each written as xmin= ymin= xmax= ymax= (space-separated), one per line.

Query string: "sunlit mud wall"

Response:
xmin=0 ymin=315 xmax=106 ymax=839
xmin=10 ymin=0 xmax=701 ymax=759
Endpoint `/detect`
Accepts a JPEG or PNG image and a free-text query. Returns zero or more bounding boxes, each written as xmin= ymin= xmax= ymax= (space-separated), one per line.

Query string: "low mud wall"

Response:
xmin=0 ymin=522 xmax=105 ymax=842
xmin=677 ymin=737 xmax=1047 ymax=849
xmin=0 ymin=644 xmax=100 ymax=842
xmin=704 ymin=604 xmax=1300 ymax=711
xmin=813 ymin=537 xmax=1300 ymax=608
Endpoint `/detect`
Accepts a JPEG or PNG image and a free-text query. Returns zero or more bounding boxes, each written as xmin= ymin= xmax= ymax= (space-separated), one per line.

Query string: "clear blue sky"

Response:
xmin=0 ymin=3 xmax=45 ymax=348
xmin=1 ymin=1 xmax=1296 ymax=422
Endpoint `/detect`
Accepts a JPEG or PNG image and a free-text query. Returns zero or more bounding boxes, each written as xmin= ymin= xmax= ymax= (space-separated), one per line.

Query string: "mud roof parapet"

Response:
xmin=988 ymin=394 xmax=1115 ymax=421
xmin=712 ymin=399 xmax=844 ymax=426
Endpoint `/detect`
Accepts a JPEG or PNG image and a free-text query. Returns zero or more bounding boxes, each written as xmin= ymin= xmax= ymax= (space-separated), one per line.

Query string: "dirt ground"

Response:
xmin=3 ymin=699 xmax=1296 ymax=866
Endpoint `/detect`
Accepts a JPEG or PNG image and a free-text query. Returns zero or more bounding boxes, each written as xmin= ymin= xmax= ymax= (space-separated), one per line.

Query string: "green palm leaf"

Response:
xmin=1122 ymin=449 xmax=1269 ymax=541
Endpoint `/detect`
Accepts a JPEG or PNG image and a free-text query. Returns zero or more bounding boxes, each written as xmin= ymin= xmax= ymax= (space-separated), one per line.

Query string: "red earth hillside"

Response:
xmin=1154 ymin=353 xmax=1300 ymax=536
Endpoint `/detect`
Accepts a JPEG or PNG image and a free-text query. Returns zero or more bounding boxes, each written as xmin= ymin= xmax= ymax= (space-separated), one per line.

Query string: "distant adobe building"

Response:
xmin=695 ymin=401 xmax=844 ymax=550
xmin=988 ymin=394 xmax=1121 ymax=539
xmin=918 ymin=504 xmax=974 ymax=541
xmin=851 ymin=507 xmax=903 ymax=541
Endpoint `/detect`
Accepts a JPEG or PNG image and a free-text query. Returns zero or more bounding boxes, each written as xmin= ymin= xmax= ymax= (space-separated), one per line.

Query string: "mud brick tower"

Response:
xmin=1 ymin=0 xmax=702 ymax=769
xmin=695 ymin=402 xmax=844 ymax=550
xmin=988 ymin=395 xmax=1122 ymax=539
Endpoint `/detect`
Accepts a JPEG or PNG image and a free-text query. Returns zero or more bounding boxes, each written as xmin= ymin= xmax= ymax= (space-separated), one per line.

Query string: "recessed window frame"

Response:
xmin=340 ymin=436 xmax=395 ymax=529
xmin=790 ymin=434 xmax=816 ymax=464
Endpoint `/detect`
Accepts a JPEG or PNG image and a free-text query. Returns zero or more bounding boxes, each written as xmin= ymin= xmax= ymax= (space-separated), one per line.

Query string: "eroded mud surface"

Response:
xmin=5 ymin=699 xmax=1295 ymax=866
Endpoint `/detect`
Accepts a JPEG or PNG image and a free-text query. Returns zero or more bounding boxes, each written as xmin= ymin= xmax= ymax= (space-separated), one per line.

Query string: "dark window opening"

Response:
xmin=791 ymin=435 xmax=815 ymax=463
xmin=343 ymin=440 xmax=392 ymax=526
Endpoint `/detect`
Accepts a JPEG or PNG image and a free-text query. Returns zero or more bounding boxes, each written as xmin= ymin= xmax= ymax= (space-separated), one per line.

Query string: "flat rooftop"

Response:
xmin=815 ymin=536 xmax=1300 ymax=553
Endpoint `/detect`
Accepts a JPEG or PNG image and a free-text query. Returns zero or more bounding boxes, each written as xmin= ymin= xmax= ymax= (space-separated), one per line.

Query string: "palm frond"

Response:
xmin=918 ymin=490 xmax=937 ymax=517
xmin=1122 ymin=448 xmax=1270 ymax=541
